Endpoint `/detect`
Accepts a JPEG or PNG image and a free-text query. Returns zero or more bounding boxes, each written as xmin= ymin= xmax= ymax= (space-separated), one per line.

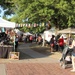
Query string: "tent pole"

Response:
xmin=42 ymin=34 xmax=45 ymax=47
xmin=14 ymin=35 xmax=15 ymax=51
xmin=13 ymin=28 xmax=15 ymax=52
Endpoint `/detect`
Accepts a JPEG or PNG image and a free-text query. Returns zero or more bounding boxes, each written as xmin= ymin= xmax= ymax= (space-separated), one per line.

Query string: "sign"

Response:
xmin=9 ymin=52 xmax=20 ymax=60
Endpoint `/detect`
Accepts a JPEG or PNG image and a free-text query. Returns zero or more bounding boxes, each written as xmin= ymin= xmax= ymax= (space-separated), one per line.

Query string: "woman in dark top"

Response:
xmin=50 ymin=35 xmax=55 ymax=52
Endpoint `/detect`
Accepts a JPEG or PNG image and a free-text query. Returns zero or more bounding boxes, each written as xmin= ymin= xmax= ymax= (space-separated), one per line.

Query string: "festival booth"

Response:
xmin=23 ymin=32 xmax=32 ymax=36
xmin=42 ymin=27 xmax=56 ymax=46
xmin=0 ymin=18 xmax=19 ymax=59
xmin=57 ymin=28 xmax=75 ymax=39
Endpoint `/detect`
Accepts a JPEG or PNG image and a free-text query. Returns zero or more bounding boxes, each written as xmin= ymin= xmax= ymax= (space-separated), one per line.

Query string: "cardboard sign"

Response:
xmin=9 ymin=52 xmax=19 ymax=60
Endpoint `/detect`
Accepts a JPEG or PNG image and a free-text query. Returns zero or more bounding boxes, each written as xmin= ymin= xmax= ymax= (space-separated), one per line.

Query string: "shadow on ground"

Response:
xmin=17 ymin=42 xmax=59 ymax=60
xmin=18 ymin=50 xmax=33 ymax=60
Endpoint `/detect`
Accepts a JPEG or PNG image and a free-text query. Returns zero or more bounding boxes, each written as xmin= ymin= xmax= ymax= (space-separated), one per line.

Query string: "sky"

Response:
xmin=0 ymin=6 xmax=4 ymax=17
xmin=0 ymin=5 xmax=13 ymax=18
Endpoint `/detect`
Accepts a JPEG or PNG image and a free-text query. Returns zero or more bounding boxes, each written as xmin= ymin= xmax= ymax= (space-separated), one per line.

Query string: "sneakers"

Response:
xmin=71 ymin=69 xmax=75 ymax=72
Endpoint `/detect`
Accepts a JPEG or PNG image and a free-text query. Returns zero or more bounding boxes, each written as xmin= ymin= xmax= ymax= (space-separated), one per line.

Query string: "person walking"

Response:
xmin=69 ymin=39 xmax=75 ymax=72
xmin=15 ymin=35 xmax=19 ymax=51
xmin=50 ymin=35 xmax=55 ymax=52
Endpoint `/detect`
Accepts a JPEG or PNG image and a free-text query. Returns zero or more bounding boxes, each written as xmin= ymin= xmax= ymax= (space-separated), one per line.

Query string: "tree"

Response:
xmin=1 ymin=0 xmax=75 ymax=29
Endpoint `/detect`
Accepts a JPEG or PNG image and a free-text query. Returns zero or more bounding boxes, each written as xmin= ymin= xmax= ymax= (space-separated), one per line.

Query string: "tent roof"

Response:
xmin=14 ymin=29 xmax=23 ymax=36
xmin=23 ymin=32 xmax=32 ymax=35
xmin=58 ymin=28 xmax=75 ymax=34
xmin=0 ymin=17 xmax=15 ymax=28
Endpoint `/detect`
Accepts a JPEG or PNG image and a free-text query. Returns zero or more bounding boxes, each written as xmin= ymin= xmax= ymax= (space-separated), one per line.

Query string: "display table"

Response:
xmin=0 ymin=45 xmax=13 ymax=58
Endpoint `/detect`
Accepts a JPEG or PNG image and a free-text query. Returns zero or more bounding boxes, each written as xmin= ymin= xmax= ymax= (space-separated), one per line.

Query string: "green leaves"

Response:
xmin=1 ymin=0 xmax=75 ymax=29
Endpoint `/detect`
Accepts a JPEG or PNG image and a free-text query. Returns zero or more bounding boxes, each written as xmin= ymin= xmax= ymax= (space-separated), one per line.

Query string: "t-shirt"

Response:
xmin=58 ymin=38 xmax=64 ymax=46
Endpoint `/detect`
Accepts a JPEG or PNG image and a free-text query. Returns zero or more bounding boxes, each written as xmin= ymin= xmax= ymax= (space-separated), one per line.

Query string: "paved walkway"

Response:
xmin=6 ymin=63 xmax=74 ymax=75
xmin=17 ymin=43 xmax=60 ymax=63
xmin=0 ymin=64 xmax=6 ymax=75
xmin=0 ymin=42 xmax=75 ymax=75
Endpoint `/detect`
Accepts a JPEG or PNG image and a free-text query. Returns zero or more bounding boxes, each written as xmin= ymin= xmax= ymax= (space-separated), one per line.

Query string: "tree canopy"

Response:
xmin=0 ymin=0 xmax=75 ymax=29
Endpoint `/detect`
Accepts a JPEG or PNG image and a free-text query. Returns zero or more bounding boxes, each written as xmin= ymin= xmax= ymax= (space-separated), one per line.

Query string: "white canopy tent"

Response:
xmin=0 ymin=17 xmax=16 ymax=51
xmin=14 ymin=29 xmax=23 ymax=36
xmin=0 ymin=17 xmax=15 ymax=28
xmin=23 ymin=32 xmax=32 ymax=36
xmin=42 ymin=27 xmax=56 ymax=46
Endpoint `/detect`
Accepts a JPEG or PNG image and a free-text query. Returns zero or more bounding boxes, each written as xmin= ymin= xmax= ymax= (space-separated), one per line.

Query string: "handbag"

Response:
xmin=50 ymin=43 xmax=54 ymax=47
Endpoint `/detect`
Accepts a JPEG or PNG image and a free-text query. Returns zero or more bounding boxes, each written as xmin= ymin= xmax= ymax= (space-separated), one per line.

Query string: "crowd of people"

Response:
xmin=0 ymin=28 xmax=20 ymax=51
xmin=42 ymin=33 xmax=75 ymax=72
xmin=49 ymin=34 xmax=74 ymax=53
xmin=49 ymin=34 xmax=64 ymax=52
xmin=24 ymin=34 xmax=43 ymax=45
